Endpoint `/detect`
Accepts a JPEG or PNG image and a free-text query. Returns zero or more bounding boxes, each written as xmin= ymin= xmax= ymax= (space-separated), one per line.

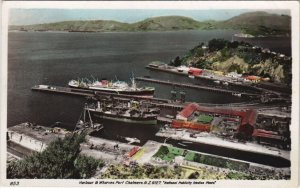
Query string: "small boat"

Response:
xmin=125 ymin=137 xmax=140 ymax=144
xmin=178 ymin=143 xmax=187 ymax=147
xmin=182 ymin=141 xmax=193 ymax=144
xmin=232 ymin=93 xmax=242 ymax=97
xmin=223 ymin=82 xmax=229 ymax=86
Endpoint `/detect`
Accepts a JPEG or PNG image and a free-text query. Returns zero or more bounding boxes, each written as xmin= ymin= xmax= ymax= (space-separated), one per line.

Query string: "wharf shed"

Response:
xmin=174 ymin=103 xmax=257 ymax=136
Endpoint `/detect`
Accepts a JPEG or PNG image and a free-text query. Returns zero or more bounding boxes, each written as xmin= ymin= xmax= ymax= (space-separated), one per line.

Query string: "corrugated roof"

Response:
xmin=178 ymin=103 xmax=257 ymax=126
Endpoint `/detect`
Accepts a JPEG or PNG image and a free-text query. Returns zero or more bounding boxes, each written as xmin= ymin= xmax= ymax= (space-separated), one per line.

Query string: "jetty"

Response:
xmin=31 ymin=85 xmax=95 ymax=97
xmin=146 ymin=65 xmax=290 ymax=96
xmin=31 ymin=85 xmax=275 ymax=111
xmin=31 ymin=85 xmax=169 ymax=102
xmin=136 ymin=77 xmax=260 ymax=98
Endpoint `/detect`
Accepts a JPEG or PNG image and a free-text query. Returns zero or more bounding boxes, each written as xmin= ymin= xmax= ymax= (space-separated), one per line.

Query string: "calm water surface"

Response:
xmin=8 ymin=30 xmax=291 ymax=142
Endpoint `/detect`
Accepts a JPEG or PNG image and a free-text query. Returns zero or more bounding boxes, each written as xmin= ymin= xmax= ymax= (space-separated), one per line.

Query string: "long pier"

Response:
xmin=136 ymin=77 xmax=260 ymax=98
xmin=31 ymin=85 xmax=170 ymax=103
xmin=31 ymin=84 xmax=264 ymax=109
xmin=31 ymin=85 xmax=95 ymax=97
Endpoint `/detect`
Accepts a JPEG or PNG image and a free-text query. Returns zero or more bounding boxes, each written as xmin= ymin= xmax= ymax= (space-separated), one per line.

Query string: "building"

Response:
xmin=188 ymin=67 xmax=203 ymax=76
xmin=245 ymin=75 xmax=261 ymax=83
xmin=177 ymin=65 xmax=190 ymax=73
xmin=173 ymin=103 xmax=257 ymax=137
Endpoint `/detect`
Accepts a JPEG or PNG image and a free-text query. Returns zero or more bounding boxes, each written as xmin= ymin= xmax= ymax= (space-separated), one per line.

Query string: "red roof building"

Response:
xmin=175 ymin=103 xmax=257 ymax=136
xmin=188 ymin=67 xmax=203 ymax=76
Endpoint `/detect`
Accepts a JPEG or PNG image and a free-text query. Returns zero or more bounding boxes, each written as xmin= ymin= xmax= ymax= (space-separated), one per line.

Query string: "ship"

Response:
xmin=68 ymin=77 xmax=155 ymax=97
xmin=85 ymin=100 xmax=159 ymax=125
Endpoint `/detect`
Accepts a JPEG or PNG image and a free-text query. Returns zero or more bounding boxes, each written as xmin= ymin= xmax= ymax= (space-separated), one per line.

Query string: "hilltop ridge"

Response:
xmin=9 ymin=12 xmax=291 ymax=36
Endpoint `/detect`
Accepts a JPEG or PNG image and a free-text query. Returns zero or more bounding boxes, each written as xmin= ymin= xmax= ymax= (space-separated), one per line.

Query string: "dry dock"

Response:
xmin=156 ymin=128 xmax=290 ymax=161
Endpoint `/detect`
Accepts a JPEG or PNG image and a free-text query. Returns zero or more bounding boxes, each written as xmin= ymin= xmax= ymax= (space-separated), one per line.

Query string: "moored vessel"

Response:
xmin=68 ymin=77 xmax=155 ymax=97
xmin=85 ymin=100 xmax=159 ymax=125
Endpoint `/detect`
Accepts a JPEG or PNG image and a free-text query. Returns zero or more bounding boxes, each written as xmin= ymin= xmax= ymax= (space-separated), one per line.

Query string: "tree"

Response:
xmin=7 ymin=133 xmax=102 ymax=179
xmin=188 ymin=171 xmax=199 ymax=179
xmin=208 ymin=39 xmax=228 ymax=52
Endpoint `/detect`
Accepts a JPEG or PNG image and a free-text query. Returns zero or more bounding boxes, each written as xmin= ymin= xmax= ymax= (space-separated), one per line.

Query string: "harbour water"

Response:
xmin=8 ymin=30 xmax=290 ymax=132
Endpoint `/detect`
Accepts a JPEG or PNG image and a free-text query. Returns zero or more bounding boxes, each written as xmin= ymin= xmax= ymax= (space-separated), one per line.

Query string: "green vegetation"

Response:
xmin=184 ymin=151 xmax=196 ymax=161
xmin=185 ymin=152 xmax=250 ymax=171
xmin=226 ymin=172 xmax=255 ymax=180
xmin=10 ymin=12 xmax=290 ymax=37
xmin=153 ymin=146 xmax=184 ymax=162
xmin=177 ymin=38 xmax=291 ymax=84
xmin=197 ymin=115 xmax=214 ymax=124
xmin=215 ymin=11 xmax=291 ymax=36
xmin=102 ymin=163 xmax=183 ymax=179
xmin=7 ymin=133 xmax=104 ymax=179
xmin=154 ymin=146 xmax=249 ymax=172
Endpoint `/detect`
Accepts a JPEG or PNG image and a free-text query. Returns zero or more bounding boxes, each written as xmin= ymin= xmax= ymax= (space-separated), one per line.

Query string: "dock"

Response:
xmin=146 ymin=65 xmax=289 ymax=98
xmin=156 ymin=128 xmax=290 ymax=161
xmin=31 ymin=85 xmax=170 ymax=103
xmin=136 ymin=77 xmax=260 ymax=98
xmin=31 ymin=85 xmax=95 ymax=97
xmin=31 ymin=85 xmax=264 ymax=112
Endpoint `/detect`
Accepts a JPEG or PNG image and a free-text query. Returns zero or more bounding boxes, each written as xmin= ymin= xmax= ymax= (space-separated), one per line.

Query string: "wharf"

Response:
xmin=80 ymin=135 xmax=139 ymax=164
xmin=136 ymin=77 xmax=260 ymax=98
xmin=31 ymin=85 xmax=169 ymax=103
xmin=31 ymin=85 xmax=281 ymax=111
xmin=31 ymin=84 xmax=186 ymax=110
xmin=146 ymin=65 xmax=288 ymax=97
xmin=32 ymin=85 xmax=94 ymax=97
xmin=7 ymin=123 xmax=67 ymax=152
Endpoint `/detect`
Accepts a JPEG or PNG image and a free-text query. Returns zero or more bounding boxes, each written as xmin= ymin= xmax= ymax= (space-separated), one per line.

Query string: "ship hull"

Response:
xmin=89 ymin=110 xmax=157 ymax=125
xmin=69 ymin=85 xmax=154 ymax=96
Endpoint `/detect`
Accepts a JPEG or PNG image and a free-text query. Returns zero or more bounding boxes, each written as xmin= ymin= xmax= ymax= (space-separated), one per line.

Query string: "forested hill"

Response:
xmin=169 ymin=39 xmax=292 ymax=85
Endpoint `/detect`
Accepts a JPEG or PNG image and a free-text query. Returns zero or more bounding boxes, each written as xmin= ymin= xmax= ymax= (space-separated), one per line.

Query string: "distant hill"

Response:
xmin=131 ymin=16 xmax=206 ymax=31
xmin=9 ymin=20 xmax=131 ymax=32
xmin=213 ymin=11 xmax=291 ymax=36
xmin=9 ymin=11 xmax=291 ymax=36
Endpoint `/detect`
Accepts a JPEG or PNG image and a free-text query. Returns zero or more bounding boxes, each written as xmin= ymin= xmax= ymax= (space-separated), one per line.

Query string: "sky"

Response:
xmin=9 ymin=9 xmax=291 ymax=26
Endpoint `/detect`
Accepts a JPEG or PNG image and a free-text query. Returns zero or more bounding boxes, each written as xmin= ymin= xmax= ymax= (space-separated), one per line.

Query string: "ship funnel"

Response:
xmin=128 ymin=101 xmax=131 ymax=108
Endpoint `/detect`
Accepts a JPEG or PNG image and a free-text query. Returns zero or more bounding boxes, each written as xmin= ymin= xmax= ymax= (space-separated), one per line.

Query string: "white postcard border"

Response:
xmin=1 ymin=1 xmax=299 ymax=187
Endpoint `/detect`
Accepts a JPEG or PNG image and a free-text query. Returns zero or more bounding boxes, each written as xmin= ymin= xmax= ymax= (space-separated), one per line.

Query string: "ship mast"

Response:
xmin=131 ymin=72 xmax=137 ymax=90
xmin=131 ymin=77 xmax=137 ymax=90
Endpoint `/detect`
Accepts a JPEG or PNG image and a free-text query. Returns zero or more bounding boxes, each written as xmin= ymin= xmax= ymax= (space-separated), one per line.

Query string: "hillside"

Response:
xmin=172 ymin=39 xmax=292 ymax=84
xmin=9 ymin=12 xmax=291 ymax=36
xmin=9 ymin=20 xmax=131 ymax=32
xmin=213 ymin=11 xmax=291 ymax=36
xmin=131 ymin=16 xmax=206 ymax=31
